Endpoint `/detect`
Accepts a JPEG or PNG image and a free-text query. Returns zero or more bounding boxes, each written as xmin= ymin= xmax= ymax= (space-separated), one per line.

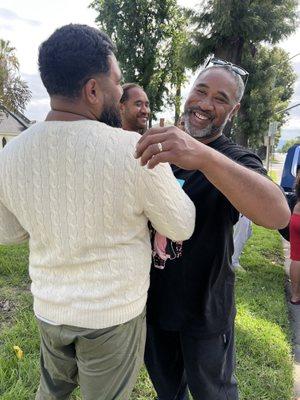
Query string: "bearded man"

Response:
xmin=0 ymin=24 xmax=196 ymax=400
xmin=135 ymin=61 xmax=290 ymax=400
xmin=120 ymin=83 xmax=150 ymax=134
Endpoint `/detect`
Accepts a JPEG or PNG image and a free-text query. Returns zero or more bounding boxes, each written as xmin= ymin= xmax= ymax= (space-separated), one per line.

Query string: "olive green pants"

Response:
xmin=35 ymin=310 xmax=146 ymax=400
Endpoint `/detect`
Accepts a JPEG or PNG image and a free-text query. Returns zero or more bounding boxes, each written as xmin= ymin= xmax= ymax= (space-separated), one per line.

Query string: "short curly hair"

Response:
xmin=38 ymin=24 xmax=115 ymax=98
xmin=120 ymin=83 xmax=144 ymax=103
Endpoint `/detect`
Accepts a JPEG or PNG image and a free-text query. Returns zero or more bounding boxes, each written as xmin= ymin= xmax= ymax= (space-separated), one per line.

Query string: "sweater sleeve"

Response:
xmin=0 ymin=200 xmax=29 ymax=245
xmin=140 ymin=162 xmax=195 ymax=241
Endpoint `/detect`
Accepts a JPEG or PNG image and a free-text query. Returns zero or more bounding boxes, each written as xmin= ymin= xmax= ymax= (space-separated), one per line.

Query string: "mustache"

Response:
xmin=184 ymin=106 xmax=214 ymax=120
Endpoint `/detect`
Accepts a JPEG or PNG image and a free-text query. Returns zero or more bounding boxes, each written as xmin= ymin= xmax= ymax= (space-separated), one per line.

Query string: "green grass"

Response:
xmin=0 ymin=226 xmax=293 ymax=399
xmin=235 ymin=226 xmax=293 ymax=399
xmin=268 ymin=170 xmax=278 ymax=182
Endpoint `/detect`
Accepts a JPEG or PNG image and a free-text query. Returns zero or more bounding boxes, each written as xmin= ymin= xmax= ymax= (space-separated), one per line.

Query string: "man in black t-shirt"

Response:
xmin=135 ymin=63 xmax=290 ymax=400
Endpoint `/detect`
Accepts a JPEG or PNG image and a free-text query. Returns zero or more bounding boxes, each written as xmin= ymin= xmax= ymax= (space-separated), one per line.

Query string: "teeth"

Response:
xmin=195 ymin=112 xmax=208 ymax=120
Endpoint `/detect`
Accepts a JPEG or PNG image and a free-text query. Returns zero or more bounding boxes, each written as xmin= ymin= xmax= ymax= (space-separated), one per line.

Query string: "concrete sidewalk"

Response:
xmin=282 ymin=238 xmax=300 ymax=400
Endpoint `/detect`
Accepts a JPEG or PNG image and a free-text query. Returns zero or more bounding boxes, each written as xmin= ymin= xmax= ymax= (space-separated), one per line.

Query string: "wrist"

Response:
xmin=191 ymin=141 xmax=214 ymax=171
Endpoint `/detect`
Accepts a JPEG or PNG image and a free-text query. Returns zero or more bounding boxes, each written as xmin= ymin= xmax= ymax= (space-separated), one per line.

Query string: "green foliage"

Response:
xmin=0 ymin=40 xmax=31 ymax=113
xmin=90 ymin=0 xmax=189 ymax=123
xmin=233 ymin=46 xmax=297 ymax=149
xmin=279 ymin=137 xmax=300 ymax=153
xmin=184 ymin=0 xmax=298 ymax=147
xmin=186 ymin=0 xmax=298 ymax=67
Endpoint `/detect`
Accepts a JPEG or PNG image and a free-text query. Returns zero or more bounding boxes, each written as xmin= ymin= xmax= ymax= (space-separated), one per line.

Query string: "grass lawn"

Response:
xmin=0 ymin=226 xmax=293 ymax=399
xmin=268 ymin=170 xmax=278 ymax=182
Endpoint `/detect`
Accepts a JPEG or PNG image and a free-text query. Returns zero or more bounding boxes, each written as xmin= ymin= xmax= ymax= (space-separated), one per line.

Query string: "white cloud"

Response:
xmin=0 ymin=7 xmax=41 ymax=26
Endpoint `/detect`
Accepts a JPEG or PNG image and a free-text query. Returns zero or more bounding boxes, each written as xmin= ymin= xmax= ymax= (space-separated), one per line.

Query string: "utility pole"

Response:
xmin=265 ymin=121 xmax=278 ymax=172
xmin=265 ymin=102 xmax=300 ymax=172
xmin=264 ymin=53 xmax=300 ymax=171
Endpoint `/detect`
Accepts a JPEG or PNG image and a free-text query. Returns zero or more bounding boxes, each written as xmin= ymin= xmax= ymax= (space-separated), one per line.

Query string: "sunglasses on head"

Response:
xmin=205 ymin=57 xmax=249 ymax=86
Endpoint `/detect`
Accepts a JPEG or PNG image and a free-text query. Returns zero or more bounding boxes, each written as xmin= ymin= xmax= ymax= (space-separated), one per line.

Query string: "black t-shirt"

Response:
xmin=147 ymin=135 xmax=267 ymax=337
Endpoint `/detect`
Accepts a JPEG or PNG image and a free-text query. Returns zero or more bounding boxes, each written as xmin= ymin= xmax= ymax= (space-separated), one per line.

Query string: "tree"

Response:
xmin=0 ymin=39 xmax=31 ymax=113
xmin=185 ymin=0 xmax=298 ymax=146
xmin=233 ymin=46 xmax=297 ymax=149
xmin=279 ymin=137 xmax=300 ymax=153
xmin=90 ymin=0 xmax=189 ymax=124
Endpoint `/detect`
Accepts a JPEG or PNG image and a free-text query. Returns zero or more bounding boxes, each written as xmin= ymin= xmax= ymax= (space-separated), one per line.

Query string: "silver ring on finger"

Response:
xmin=157 ymin=142 xmax=163 ymax=153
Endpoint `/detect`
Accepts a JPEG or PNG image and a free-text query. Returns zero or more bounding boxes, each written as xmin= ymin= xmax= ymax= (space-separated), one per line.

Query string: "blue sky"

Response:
xmin=0 ymin=0 xmax=299 ymax=139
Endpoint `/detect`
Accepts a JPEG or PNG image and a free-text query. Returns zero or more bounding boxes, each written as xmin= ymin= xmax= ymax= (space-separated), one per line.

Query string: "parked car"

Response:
xmin=280 ymin=143 xmax=300 ymax=196
xmin=279 ymin=144 xmax=300 ymax=241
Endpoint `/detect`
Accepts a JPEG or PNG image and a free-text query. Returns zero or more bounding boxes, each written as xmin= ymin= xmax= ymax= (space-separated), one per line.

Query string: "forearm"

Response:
xmin=134 ymin=126 xmax=290 ymax=229
xmin=196 ymin=144 xmax=290 ymax=229
xmin=141 ymin=163 xmax=195 ymax=241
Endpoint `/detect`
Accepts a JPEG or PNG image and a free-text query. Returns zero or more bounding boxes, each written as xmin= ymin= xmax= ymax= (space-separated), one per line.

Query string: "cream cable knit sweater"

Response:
xmin=0 ymin=121 xmax=195 ymax=329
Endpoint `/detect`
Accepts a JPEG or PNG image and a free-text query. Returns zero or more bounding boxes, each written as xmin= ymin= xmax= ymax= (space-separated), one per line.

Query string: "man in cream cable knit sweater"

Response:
xmin=0 ymin=25 xmax=195 ymax=400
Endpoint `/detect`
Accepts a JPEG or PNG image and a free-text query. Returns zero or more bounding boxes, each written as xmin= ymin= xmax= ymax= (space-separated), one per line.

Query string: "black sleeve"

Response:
xmin=278 ymin=193 xmax=296 ymax=242
xmin=228 ymin=151 xmax=268 ymax=224
xmin=236 ymin=152 xmax=268 ymax=177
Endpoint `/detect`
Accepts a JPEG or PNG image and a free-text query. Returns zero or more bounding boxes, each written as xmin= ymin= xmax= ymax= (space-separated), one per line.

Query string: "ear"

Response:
xmin=228 ymin=103 xmax=240 ymax=121
xmin=83 ymin=78 xmax=102 ymax=106
xmin=119 ymin=102 xmax=125 ymax=115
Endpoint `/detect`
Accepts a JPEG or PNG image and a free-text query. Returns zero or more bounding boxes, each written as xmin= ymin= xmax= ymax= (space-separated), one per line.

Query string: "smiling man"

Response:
xmin=135 ymin=62 xmax=291 ymax=400
xmin=120 ymin=83 xmax=150 ymax=134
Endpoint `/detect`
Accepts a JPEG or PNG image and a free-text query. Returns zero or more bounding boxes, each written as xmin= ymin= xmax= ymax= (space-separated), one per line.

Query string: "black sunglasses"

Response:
xmin=205 ymin=57 xmax=249 ymax=86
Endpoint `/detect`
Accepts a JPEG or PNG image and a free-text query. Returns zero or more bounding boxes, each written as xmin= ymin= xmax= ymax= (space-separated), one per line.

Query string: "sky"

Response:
xmin=0 ymin=0 xmax=299 ymax=140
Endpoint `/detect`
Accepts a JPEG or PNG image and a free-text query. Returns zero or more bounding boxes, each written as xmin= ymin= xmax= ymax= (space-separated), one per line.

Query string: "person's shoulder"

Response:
xmin=0 ymin=123 xmax=37 ymax=154
xmin=293 ymin=202 xmax=300 ymax=214
xmin=213 ymin=136 xmax=266 ymax=175
xmin=217 ymin=137 xmax=263 ymax=163
xmin=95 ymin=123 xmax=141 ymax=145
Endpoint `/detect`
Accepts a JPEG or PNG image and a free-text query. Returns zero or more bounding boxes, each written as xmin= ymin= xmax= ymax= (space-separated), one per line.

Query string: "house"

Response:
xmin=0 ymin=103 xmax=33 ymax=149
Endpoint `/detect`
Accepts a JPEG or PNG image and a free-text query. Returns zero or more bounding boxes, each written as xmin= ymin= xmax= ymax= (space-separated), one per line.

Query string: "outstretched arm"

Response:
xmin=139 ymin=161 xmax=196 ymax=241
xmin=135 ymin=126 xmax=290 ymax=230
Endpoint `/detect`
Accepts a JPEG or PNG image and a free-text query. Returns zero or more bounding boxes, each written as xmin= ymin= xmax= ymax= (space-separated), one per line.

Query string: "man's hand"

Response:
xmin=134 ymin=125 xmax=290 ymax=230
xmin=134 ymin=126 xmax=204 ymax=170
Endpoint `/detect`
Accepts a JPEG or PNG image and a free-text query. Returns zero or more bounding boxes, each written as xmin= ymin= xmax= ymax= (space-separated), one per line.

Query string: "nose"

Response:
xmin=199 ymin=97 xmax=214 ymax=111
xmin=141 ymin=103 xmax=150 ymax=114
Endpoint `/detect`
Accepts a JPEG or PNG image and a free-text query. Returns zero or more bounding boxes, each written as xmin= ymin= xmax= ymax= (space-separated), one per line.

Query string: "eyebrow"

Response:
xmin=134 ymin=100 xmax=149 ymax=104
xmin=195 ymin=83 xmax=230 ymax=103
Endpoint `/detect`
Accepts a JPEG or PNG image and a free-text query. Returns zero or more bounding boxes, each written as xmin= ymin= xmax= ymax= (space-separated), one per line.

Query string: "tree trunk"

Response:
xmin=174 ymin=82 xmax=181 ymax=124
xmin=214 ymin=36 xmax=245 ymax=138
xmin=223 ymin=120 xmax=233 ymax=138
xmin=235 ymin=129 xmax=248 ymax=147
xmin=214 ymin=36 xmax=244 ymax=65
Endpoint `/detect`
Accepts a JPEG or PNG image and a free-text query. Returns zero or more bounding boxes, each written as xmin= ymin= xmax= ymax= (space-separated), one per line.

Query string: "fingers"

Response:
xmin=137 ymin=126 xmax=169 ymax=146
xmin=135 ymin=132 xmax=169 ymax=159
xmin=140 ymin=141 xmax=171 ymax=166
xmin=147 ymin=151 xmax=174 ymax=169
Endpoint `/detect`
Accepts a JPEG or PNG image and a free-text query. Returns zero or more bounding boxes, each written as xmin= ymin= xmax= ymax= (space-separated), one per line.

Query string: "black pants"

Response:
xmin=144 ymin=324 xmax=238 ymax=400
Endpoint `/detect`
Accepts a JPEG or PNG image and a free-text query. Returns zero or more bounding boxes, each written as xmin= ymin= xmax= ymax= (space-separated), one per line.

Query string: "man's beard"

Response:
xmin=99 ymin=102 xmax=122 ymax=128
xmin=184 ymin=108 xmax=227 ymax=140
